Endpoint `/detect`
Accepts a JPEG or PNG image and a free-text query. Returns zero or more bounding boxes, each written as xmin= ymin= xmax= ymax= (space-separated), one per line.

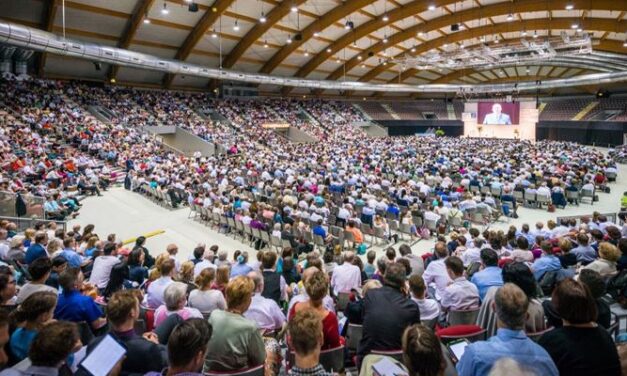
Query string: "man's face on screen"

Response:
xmin=492 ymin=103 xmax=502 ymax=115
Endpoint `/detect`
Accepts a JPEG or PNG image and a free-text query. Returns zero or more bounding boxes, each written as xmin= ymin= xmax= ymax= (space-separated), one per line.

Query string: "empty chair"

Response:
xmin=566 ymin=190 xmax=580 ymax=206
xmin=581 ymin=188 xmax=595 ymax=205
xmin=346 ymin=324 xmax=363 ymax=353
xmin=448 ymin=307 xmax=481 ymax=326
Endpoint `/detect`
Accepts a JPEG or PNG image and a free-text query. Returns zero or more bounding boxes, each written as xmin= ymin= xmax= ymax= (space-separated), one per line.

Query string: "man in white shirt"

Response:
xmin=244 ymin=271 xmax=286 ymax=331
xmin=146 ymin=259 xmax=176 ymax=308
xmin=409 ymin=274 xmax=440 ymax=321
xmin=193 ymin=249 xmax=217 ymax=277
xmin=440 ymin=256 xmax=480 ymax=312
xmin=330 ymin=251 xmax=362 ymax=296
xmin=422 ymin=242 xmax=452 ymax=300
xmin=460 ymin=239 xmax=483 ymax=267
xmin=88 ymin=243 xmax=120 ymax=290
xmin=0 ymin=230 xmax=9 ymax=261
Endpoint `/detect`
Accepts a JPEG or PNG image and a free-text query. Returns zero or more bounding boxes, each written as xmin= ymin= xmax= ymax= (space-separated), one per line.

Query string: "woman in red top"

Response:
xmin=289 ymin=269 xmax=340 ymax=349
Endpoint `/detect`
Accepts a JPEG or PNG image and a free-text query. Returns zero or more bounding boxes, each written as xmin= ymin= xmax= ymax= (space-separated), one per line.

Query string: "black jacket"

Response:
xmin=87 ymin=329 xmax=167 ymax=375
xmin=357 ymin=285 xmax=420 ymax=357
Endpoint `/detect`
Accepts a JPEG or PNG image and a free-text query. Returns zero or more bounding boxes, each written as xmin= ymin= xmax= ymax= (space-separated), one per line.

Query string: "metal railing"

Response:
xmin=0 ymin=215 xmax=67 ymax=233
xmin=0 ymin=192 xmax=45 ymax=219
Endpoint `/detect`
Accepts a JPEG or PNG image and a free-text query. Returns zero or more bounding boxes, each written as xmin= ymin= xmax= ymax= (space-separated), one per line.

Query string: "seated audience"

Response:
xmin=470 ymin=249 xmax=503 ymax=300
xmin=244 ymin=271 xmax=286 ymax=332
xmin=16 ymin=258 xmax=56 ymax=304
xmin=188 ymin=268 xmax=226 ymax=314
xmin=408 ymin=275 xmax=440 ymax=322
xmin=205 ymin=276 xmax=265 ymax=371
xmin=539 ymin=279 xmax=620 ymax=376
xmin=9 ymin=291 xmax=57 ymax=361
xmin=440 ymin=256 xmax=480 ymax=313
xmin=154 ymin=282 xmax=203 ymax=327
xmin=54 ymin=268 xmax=106 ymax=331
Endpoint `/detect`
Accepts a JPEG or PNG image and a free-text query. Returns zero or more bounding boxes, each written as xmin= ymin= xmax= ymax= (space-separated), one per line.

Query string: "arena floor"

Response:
xmin=68 ymin=159 xmax=627 ymax=261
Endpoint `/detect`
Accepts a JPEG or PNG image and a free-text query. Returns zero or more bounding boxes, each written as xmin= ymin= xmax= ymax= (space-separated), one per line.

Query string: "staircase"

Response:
xmin=352 ymin=104 xmax=372 ymax=121
xmin=537 ymin=102 xmax=547 ymax=115
xmin=446 ymin=103 xmax=456 ymax=120
xmin=573 ymin=101 xmax=599 ymax=120
xmin=298 ymin=106 xmax=321 ymax=126
xmin=381 ymin=104 xmax=401 ymax=120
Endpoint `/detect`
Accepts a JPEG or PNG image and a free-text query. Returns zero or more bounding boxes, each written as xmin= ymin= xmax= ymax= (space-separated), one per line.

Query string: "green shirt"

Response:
xmin=204 ymin=310 xmax=266 ymax=372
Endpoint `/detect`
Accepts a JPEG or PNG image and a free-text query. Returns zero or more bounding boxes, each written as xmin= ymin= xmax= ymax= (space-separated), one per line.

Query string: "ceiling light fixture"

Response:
xmin=143 ymin=18 xmax=150 ymax=24
xmin=304 ymin=51 xmax=309 ymax=56
xmin=565 ymin=3 xmax=574 ymax=10
xmin=521 ymin=30 xmax=527 ymax=36
xmin=361 ymin=64 xmax=366 ymax=68
xmin=576 ymin=27 xmax=583 ymax=32
xmin=313 ymin=31 xmax=320 ymax=37
xmin=571 ymin=23 xmax=578 ymax=29
xmin=161 ymin=2 xmax=169 ymax=15
xmin=336 ymin=58 xmax=341 ymax=63
xmin=507 ymin=14 xmax=514 ymax=21
xmin=291 ymin=6 xmax=298 ymax=13
xmin=345 ymin=20 xmax=354 ymax=30
xmin=418 ymin=31 xmax=424 ymax=37
xmin=327 ymin=48 xmax=332 ymax=53
xmin=211 ymin=29 xmax=218 ymax=38
xmin=259 ymin=12 xmax=266 ymax=23
xmin=383 ymin=35 xmax=388 ymax=43
xmin=357 ymin=55 xmax=362 ymax=60
xmin=263 ymin=40 xmax=268 ymax=48
xmin=233 ymin=20 xmax=240 ymax=31
xmin=428 ymin=4 xmax=436 ymax=11
xmin=382 ymin=14 xmax=389 ymax=22
xmin=411 ymin=47 xmax=416 ymax=53
xmin=286 ymin=36 xmax=292 ymax=44
xmin=533 ymin=30 xmax=538 ymax=38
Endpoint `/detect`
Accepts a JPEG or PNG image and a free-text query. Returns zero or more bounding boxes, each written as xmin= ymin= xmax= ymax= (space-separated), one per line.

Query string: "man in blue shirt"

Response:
xmin=24 ymin=232 xmax=48 ymax=264
xmin=470 ymin=249 xmax=503 ymax=300
xmin=457 ymin=283 xmax=558 ymax=376
xmin=55 ymin=268 xmax=107 ymax=332
xmin=531 ymin=242 xmax=563 ymax=281
xmin=59 ymin=237 xmax=85 ymax=269
xmin=571 ymin=233 xmax=597 ymax=264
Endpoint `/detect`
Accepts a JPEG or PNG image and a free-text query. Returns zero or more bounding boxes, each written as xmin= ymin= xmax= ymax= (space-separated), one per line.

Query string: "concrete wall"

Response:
xmin=144 ymin=126 xmax=217 ymax=157
xmin=286 ymin=127 xmax=317 ymax=143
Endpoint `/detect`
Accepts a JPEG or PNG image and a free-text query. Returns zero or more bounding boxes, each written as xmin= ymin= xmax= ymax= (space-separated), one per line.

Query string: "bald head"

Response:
xmin=247 ymin=271 xmax=264 ymax=293
xmin=344 ymin=251 xmax=355 ymax=263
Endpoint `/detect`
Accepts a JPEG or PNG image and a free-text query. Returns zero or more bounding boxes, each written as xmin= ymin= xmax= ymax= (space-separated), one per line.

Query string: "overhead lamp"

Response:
xmin=533 ymin=30 xmax=538 ymax=38
xmin=480 ymin=36 xmax=486 ymax=42
xmin=383 ymin=35 xmax=388 ymax=43
xmin=233 ymin=20 xmax=240 ymax=31
xmin=459 ymin=43 xmax=465 ymax=49
xmin=184 ymin=0 xmax=192 ymax=2
xmin=494 ymin=37 xmax=499 ymax=44
xmin=286 ymin=36 xmax=292 ymax=44
xmin=161 ymin=2 xmax=169 ymax=15
xmin=521 ymin=30 xmax=527 ymax=36
xmin=291 ymin=6 xmax=298 ymax=13
xmin=143 ymin=18 xmax=150 ymax=24
xmin=623 ymin=41 xmax=627 ymax=47
xmin=411 ymin=47 xmax=416 ymax=53
xmin=571 ymin=23 xmax=578 ymax=29
xmin=383 ymin=61 xmax=387 ymax=66
xmin=565 ymin=3 xmax=574 ymax=10
xmin=304 ymin=51 xmax=309 ymax=56
xmin=263 ymin=40 xmax=268 ymax=48
xmin=357 ymin=55 xmax=362 ymax=60
xmin=382 ymin=14 xmax=389 ymax=22
xmin=417 ymin=31 xmax=424 ymax=37
xmin=336 ymin=58 xmax=341 ymax=63
xmin=327 ymin=48 xmax=332 ymax=53
xmin=506 ymin=14 xmax=514 ymax=21
xmin=576 ymin=27 xmax=583 ymax=32
xmin=259 ymin=12 xmax=266 ymax=23
xmin=526 ymin=68 xmax=530 ymax=73
xmin=211 ymin=29 xmax=218 ymax=38
xmin=361 ymin=64 xmax=366 ymax=68
xmin=345 ymin=20 xmax=354 ymax=30
xmin=443 ymin=43 xmax=448 ymax=47
xmin=313 ymin=31 xmax=320 ymax=37
xmin=428 ymin=4 xmax=436 ymax=11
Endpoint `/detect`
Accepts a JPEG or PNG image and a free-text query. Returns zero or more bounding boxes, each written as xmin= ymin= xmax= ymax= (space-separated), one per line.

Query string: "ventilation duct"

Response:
xmin=1 ymin=20 xmax=627 ymax=94
xmin=0 ymin=45 xmax=16 ymax=74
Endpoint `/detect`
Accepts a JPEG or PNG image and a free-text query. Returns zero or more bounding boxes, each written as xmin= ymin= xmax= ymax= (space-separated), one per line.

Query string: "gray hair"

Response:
xmin=164 ymin=282 xmax=188 ymax=311
xmin=218 ymin=250 xmax=228 ymax=261
xmin=247 ymin=271 xmax=264 ymax=292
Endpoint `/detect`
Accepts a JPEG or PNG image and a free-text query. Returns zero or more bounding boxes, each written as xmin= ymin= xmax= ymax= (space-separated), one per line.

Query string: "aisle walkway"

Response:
xmin=69 ymin=163 xmax=627 ymax=261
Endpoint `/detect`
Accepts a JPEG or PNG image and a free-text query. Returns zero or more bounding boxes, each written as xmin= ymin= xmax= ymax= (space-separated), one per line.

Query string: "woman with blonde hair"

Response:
xmin=583 ymin=242 xmax=621 ymax=278
xmin=46 ymin=239 xmax=62 ymax=258
xmin=205 ymin=276 xmax=265 ymax=371
xmin=188 ymin=268 xmax=226 ymax=314
xmin=148 ymin=253 xmax=172 ymax=281
xmin=211 ymin=265 xmax=230 ymax=296
xmin=288 ymin=269 xmax=340 ymax=349
xmin=23 ymin=228 xmax=35 ymax=248
xmin=177 ymin=261 xmax=196 ymax=293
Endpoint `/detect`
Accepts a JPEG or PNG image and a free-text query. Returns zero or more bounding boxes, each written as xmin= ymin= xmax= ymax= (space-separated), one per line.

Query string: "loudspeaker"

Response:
xmin=188 ymin=3 xmax=199 ymax=12
xmin=294 ymin=33 xmax=303 ymax=41
xmin=451 ymin=23 xmax=459 ymax=32
xmin=596 ymin=89 xmax=610 ymax=98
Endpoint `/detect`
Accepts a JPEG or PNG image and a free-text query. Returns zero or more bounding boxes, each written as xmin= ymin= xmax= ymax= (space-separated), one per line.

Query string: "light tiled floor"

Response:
xmin=69 ymin=161 xmax=627 ymax=261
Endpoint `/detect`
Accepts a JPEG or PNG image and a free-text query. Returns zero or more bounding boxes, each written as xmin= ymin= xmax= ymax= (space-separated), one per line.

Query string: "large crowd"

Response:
xmin=0 ymin=74 xmax=626 ymax=375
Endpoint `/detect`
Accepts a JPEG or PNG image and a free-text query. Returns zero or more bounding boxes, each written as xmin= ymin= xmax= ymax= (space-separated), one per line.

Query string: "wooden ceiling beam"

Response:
xmin=163 ymin=0 xmax=236 ymax=88
xmin=37 ymin=0 xmax=59 ymax=77
xmin=297 ymin=0 xmax=626 ymax=94
xmin=109 ymin=0 xmax=156 ymax=81
xmin=352 ymin=17 xmax=627 ymax=86
xmin=259 ymin=0 xmax=376 ymax=75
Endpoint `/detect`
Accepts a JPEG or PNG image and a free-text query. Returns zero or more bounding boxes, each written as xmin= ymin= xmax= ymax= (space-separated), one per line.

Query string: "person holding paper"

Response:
xmin=86 ymin=290 xmax=167 ymax=375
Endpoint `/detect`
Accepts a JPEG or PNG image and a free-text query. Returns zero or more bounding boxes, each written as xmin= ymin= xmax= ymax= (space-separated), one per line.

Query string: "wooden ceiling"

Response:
xmin=1 ymin=0 xmax=627 ymax=96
